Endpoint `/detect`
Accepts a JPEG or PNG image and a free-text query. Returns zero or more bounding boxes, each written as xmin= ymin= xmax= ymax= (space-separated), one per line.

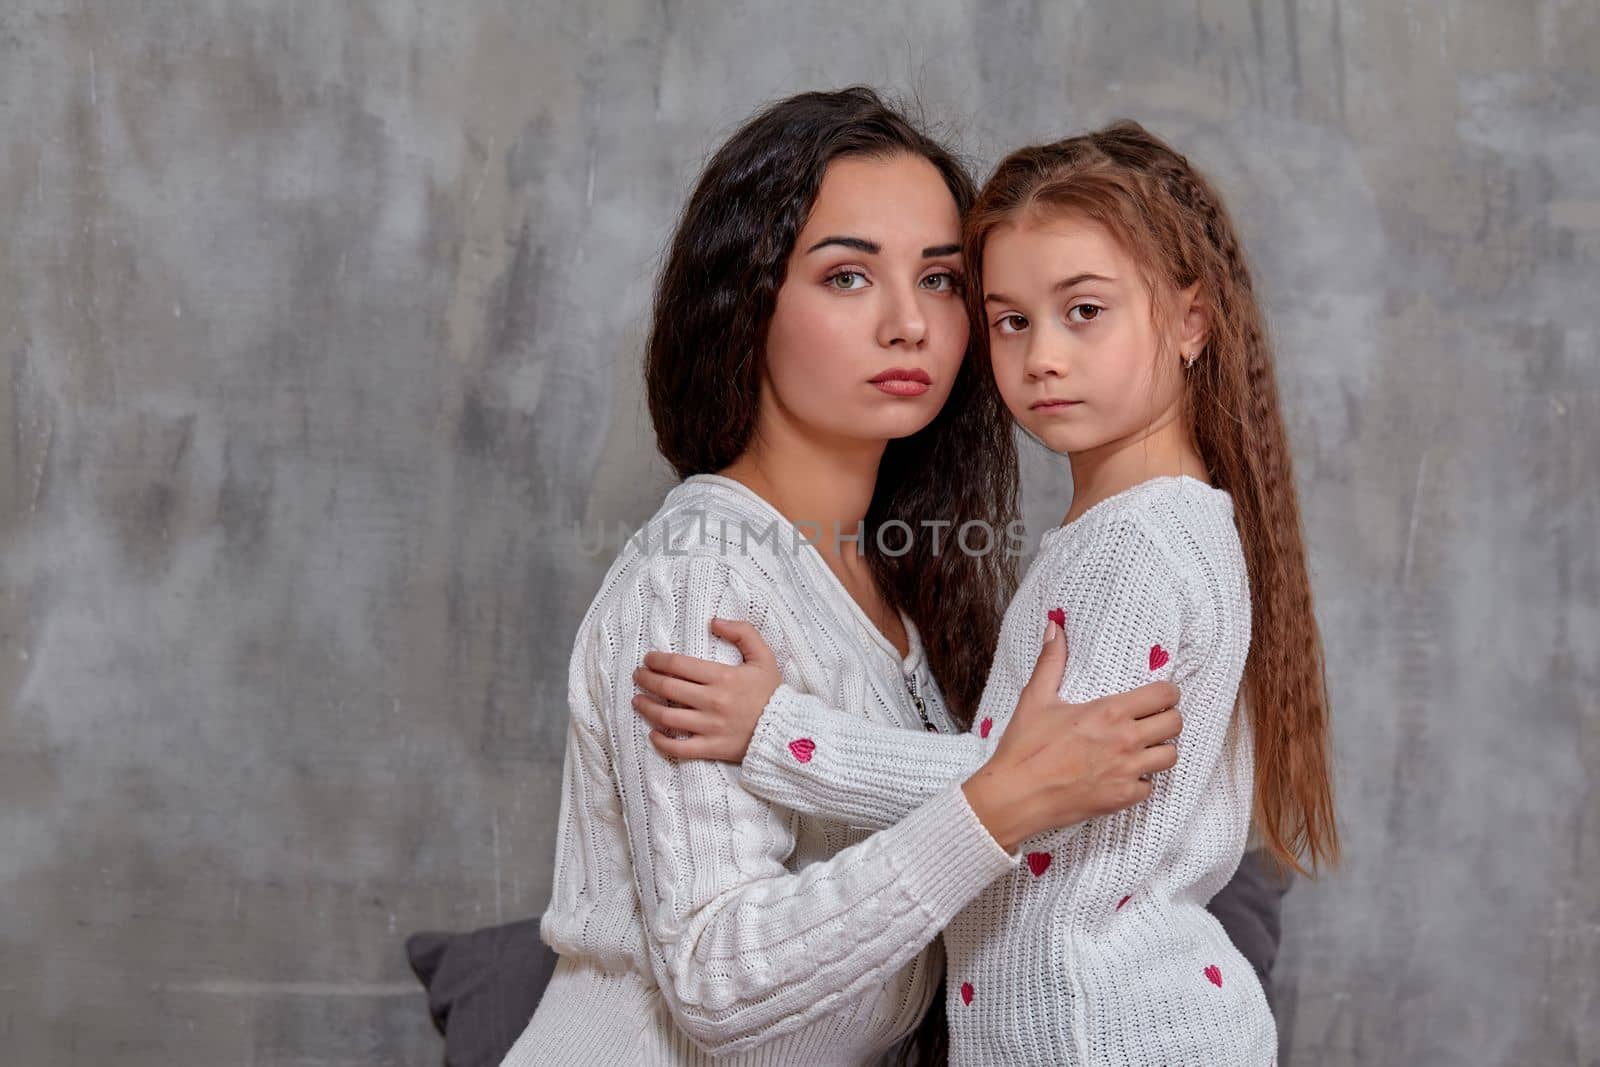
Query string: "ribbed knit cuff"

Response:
xmin=884 ymin=781 xmax=1021 ymax=923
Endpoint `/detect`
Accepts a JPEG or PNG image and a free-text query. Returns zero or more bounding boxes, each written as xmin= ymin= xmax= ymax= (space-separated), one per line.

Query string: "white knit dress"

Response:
xmin=500 ymin=475 xmax=1022 ymax=1067
xmin=739 ymin=476 xmax=1277 ymax=1066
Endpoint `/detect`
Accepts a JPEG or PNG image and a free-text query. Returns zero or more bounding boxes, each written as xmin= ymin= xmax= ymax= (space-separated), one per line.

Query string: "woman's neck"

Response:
xmin=718 ymin=432 xmax=885 ymax=565
xmin=718 ymin=406 xmax=909 ymax=656
xmin=1063 ymin=403 xmax=1208 ymax=525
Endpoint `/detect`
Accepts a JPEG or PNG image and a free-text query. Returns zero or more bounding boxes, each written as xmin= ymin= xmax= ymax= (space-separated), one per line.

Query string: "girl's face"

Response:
xmin=760 ymin=153 xmax=968 ymax=445
xmin=981 ymin=213 xmax=1197 ymax=455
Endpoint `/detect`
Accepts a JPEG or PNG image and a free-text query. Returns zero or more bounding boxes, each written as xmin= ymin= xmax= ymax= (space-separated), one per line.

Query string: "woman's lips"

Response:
xmin=872 ymin=379 xmax=931 ymax=397
xmin=869 ymin=368 xmax=932 ymax=397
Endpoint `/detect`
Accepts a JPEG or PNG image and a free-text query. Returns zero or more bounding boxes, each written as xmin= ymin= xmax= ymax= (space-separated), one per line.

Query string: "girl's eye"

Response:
xmin=993 ymin=313 xmax=1029 ymax=335
xmin=1067 ymin=303 xmax=1104 ymax=323
xmin=826 ymin=270 xmax=868 ymax=291
xmin=920 ymin=271 xmax=960 ymax=293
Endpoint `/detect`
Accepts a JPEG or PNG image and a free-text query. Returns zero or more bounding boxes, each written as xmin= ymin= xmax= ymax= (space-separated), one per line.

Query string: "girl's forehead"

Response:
xmin=983 ymin=217 xmax=1131 ymax=278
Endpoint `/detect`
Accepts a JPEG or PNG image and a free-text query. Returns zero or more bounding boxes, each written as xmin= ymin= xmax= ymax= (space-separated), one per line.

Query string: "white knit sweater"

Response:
xmin=739 ymin=476 xmax=1277 ymax=1065
xmin=501 ymin=475 xmax=1022 ymax=1067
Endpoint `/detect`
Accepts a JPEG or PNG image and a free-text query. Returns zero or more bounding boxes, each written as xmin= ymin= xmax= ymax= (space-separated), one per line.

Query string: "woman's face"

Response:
xmin=759 ymin=153 xmax=969 ymax=447
xmin=981 ymin=212 xmax=1192 ymax=455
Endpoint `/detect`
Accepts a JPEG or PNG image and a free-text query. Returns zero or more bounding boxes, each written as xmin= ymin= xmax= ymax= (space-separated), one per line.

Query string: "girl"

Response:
xmin=633 ymin=121 xmax=1339 ymax=1064
xmin=501 ymin=92 xmax=1184 ymax=1067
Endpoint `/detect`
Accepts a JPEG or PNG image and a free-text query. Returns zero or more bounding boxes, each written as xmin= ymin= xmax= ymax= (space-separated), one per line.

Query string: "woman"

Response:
xmin=500 ymin=88 xmax=1193 ymax=1066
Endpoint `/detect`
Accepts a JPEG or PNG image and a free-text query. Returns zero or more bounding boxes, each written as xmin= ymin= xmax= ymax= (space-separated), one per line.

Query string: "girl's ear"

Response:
xmin=1177 ymin=281 xmax=1210 ymax=362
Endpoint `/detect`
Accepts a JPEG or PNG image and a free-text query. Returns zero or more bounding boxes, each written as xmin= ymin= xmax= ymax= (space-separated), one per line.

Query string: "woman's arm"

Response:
xmin=595 ymin=552 xmax=1021 ymax=1056
xmin=738 ymin=515 xmax=1192 ymax=834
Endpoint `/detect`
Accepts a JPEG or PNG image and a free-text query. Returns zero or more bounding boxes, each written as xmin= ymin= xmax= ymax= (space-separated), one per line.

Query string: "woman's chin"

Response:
xmin=866 ymin=405 xmax=945 ymax=441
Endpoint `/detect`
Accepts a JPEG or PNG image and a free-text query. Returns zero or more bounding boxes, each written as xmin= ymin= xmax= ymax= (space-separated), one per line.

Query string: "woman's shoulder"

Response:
xmin=578 ymin=476 xmax=810 ymax=631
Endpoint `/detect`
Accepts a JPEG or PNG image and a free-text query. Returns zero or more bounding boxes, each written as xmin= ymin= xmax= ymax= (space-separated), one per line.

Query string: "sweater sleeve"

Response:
xmin=738 ymin=684 xmax=988 ymax=830
xmin=592 ymin=553 xmax=1020 ymax=1056
xmin=1049 ymin=516 xmax=1187 ymax=708
xmin=1033 ymin=513 xmax=1208 ymax=841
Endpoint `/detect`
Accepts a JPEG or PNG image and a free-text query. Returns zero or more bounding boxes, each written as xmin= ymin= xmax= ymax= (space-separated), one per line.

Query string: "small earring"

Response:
xmin=1182 ymin=351 xmax=1196 ymax=368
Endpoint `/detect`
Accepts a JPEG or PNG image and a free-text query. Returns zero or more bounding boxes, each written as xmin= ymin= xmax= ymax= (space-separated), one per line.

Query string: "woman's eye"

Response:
xmin=993 ymin=313 xmax=1028 ymax=335
xmin=1067 ymin=303 xmax=1103 ymax=323
xmin=827 ymin=270 xmax=868 ymax=291
xmin=920 ymin=272 xmax=959 ymax=293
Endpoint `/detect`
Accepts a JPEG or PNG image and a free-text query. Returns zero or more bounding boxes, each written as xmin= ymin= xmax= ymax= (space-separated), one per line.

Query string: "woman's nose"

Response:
xmin=877 ymin=286 xmax=928 ymax=348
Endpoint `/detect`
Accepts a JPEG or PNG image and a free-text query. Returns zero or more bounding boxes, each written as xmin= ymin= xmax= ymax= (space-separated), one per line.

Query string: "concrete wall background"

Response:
xmin=1 ymin=2 xmax=1595 ymax=1064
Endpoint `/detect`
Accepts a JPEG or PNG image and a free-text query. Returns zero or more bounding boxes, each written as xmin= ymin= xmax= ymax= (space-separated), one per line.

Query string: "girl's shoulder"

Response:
xmin=1038 ymin=475 xmax=1245 ymax=594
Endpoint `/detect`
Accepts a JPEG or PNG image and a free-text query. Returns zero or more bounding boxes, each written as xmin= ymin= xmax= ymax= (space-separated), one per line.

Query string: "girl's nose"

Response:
xmin=1023 ymin=337 xmax=1069 ymax=380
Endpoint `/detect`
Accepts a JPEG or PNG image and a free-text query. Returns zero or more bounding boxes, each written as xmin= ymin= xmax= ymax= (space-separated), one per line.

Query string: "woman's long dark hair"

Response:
xmin=645 ymin=88 xmax=1017 ymax=1064
xmin=647 ymin=87 xmax=1018 ymax=729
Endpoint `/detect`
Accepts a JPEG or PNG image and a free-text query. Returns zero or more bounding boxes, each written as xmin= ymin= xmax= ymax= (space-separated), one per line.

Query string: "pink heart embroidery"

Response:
xmin=787 ymin=738 xmax=816 ymax=763
xmin=979 ymin=717 xmax=993 ymax=739
xmin=960 ymin=981 xmax=974 ymax=1005
xmin=1026 ymin=852 xmax=1052 ymax=877
xmin=1149 ymin=644 xmax=1170 ymax=671
xmin=1047 ymin=607 xmax=1066 ymax=628
xmin=1116 ymin=894 xmax=1131 ymax=910
xmin=1204 ymin=964 xmax=1223 ymax=988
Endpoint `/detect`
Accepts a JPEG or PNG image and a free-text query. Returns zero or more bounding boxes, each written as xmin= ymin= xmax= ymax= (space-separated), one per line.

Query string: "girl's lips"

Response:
xmin=1031 ymin=398 xmax=1081 ymax=411
xmin=873 ymin=379 xmax=931 ymax=397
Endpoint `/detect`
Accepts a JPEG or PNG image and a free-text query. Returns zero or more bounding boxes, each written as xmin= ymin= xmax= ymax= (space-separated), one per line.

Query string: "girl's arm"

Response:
xmin=1051 ymin=516 xmax=1188 ymax=708
xmin=1044 ymin=512 xmax=1248 ymax=879
xmin=595 ymin=553 xmax=1021 ymax=1056
xmin=631 ymin=616 xmax=997 ymax=831
xmin=738 ymin=682 xmax=990 ymax=829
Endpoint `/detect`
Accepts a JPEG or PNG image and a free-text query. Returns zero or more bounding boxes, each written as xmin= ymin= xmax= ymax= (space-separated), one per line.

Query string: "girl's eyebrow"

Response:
xmin=805 ymin=236 xmax=963 ymax=258
xmin=1052 ymin=272 xmax=1117 ymax=291
xmin=984 ymin=272 xmax=1118 ymax=305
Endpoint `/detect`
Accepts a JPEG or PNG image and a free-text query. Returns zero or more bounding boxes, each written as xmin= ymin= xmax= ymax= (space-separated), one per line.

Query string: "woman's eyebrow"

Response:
xmin=806 ymin=235 xmax=880 ymax=254
xmin=803 ymin=237 xmax=962 ymax=258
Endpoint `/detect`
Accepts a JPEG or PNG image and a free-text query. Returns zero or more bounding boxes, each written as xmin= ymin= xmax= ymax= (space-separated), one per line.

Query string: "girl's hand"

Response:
xmin=631 ymin=619 xmax=779 ymax=762
xmin=962 ymin=621 xmax=1183 ymax=852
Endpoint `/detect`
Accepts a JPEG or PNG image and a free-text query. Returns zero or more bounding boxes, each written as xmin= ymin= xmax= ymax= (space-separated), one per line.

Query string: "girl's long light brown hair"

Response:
xmin=963 ymin=121 xmax=1339 ymax=878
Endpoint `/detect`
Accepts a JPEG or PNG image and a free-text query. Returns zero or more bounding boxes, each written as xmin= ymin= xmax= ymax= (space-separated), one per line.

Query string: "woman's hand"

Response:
xmin=962 ymin=620 xmax=1183 ymax=852
xmin=632 ymin=618 xmax=779 ymax=762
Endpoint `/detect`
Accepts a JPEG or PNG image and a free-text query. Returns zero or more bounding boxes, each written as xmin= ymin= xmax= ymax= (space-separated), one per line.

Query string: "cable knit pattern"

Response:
xmin=501 ymin=475 xmax=1021 ymax=1067
xmin=737 ymin=476 xmax=1276 ymax=1065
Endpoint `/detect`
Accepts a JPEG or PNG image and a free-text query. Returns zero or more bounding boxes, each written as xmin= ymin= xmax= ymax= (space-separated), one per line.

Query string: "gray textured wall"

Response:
xmin=1 ymin=2 xmax=1595 ymax=1064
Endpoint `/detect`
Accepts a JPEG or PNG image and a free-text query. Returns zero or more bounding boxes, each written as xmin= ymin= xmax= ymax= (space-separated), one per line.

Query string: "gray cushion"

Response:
xmin=405 ymin=918 xmax=559 ymax=1067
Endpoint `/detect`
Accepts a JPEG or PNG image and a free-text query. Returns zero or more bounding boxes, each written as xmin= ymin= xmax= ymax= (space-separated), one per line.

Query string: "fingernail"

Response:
xmin=1045 ymin=620 xmax=1060 ymax=642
